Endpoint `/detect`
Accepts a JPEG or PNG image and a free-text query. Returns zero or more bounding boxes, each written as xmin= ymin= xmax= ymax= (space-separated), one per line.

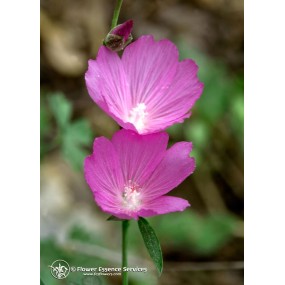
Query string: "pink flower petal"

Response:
xmin=94 ymin=189 xmax=140 ymax=220
xmin=138 ymin=196 xmax=190 ymax=217
xmin=143 ymin=142 xmax=195 ymax=199
xmin=93 ymin=190 xmax=134 ymax=220
xmin=84 ymin=137 xmax=124 ymax=213
xmin=85 ymin=59 xmax=109 ymax=113
xmin=122 ymin=35 xmax=178 ymax=113
xmin=147 ymin=59 xmax=204 ymax=132
xmin=111 ymin=129 xmax=168 ymax=186
xmin=85 ymin=46 xmax=131 ymax=120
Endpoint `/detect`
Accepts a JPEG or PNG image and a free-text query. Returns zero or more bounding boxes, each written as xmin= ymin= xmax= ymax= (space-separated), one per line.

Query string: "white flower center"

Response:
xmin=122 ymin=180 xmax=141 ymax=211
xmin=127 ymin=103 xmax=148 ymax=132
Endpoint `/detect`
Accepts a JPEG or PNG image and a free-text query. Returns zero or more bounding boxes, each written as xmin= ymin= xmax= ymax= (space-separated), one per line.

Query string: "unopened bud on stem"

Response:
xmin=104 ymin=20 xmax=133 ymax=52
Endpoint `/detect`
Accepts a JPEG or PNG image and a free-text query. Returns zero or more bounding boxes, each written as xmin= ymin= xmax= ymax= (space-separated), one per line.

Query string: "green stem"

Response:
xmin=111 ymin=0 xmax=124 ymax=29
xmin=122 ymin=220 xmax=129 ymax=285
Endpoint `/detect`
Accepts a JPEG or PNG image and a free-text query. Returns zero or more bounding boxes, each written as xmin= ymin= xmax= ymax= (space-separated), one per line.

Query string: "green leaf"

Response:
xmin=107 ymin=215 xmax=127 ymax=221
xmin=48 ymin=93 xmax=72 ymax=129
xmin=40 ymin=279 xmax=45 ymax=285
xmin=138 ymin=217 xmax=163 ymax=275
xmin=64 ymin=120 xmax=93 ymax=146
xmin=62 ymin=139 xmax=88 ymax=171
xmin=61 ymin=119 xmax=93 ymax=171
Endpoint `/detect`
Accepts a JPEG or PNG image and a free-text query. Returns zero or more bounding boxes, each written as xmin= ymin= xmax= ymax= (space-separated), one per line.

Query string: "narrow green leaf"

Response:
xmin=107 ymin=215 xmax=126 ymax=221
xmin=138 ymin=217 xmax=163 ymax=275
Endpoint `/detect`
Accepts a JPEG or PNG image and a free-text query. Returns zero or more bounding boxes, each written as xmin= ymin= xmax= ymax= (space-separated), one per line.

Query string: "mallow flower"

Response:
xmin=85 ymin=35 xmax=204 ymax=134
xmin=84 ymin=129 xmax=195 ymax=220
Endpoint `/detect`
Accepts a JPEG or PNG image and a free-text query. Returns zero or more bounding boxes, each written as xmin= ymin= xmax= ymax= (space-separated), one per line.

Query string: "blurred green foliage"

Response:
xmin=69 ymin=225 xmax=105 ymax=246
xmin=168 ymin=40 xmax=244 ymax=164
xmin=126 ymin=211 xmax=238 ymax=256
xmin=153 ymin=212 xmax=237 ymax=255
xmin=41 ymin=92 xmax=93 ymax=170
xmin=49 ymin=93 xmax=72 ymax=130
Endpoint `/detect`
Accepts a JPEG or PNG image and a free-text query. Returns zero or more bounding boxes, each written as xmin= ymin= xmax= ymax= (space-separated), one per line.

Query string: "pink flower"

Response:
xmin=85 ymin=35 xmax=204 ymax=134
xmin=84 ymin=129 xmax=195 ymax=220
xmin=104 ymin=20 xmax=133 ymax=52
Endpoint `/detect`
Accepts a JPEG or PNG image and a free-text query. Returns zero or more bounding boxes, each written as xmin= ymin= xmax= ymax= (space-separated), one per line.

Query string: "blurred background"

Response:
xmin=40 ymin=0 xmax=244 ymax=284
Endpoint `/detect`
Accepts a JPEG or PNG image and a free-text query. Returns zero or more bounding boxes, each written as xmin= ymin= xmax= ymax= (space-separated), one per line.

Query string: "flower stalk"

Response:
xmin=122 ymin=220 xmax=129 ymax=285
xmin=111 ymin=0 xmax=124 ymax=29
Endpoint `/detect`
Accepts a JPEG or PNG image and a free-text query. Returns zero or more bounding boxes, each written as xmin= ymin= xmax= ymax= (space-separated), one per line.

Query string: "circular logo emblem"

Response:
xmin=49 ymin=259 xmax=70 ymax=279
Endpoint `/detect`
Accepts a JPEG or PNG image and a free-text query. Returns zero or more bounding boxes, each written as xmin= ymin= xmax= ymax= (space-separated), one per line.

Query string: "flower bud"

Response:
xmin=104 ymin=20 xmax=133 ymax=52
